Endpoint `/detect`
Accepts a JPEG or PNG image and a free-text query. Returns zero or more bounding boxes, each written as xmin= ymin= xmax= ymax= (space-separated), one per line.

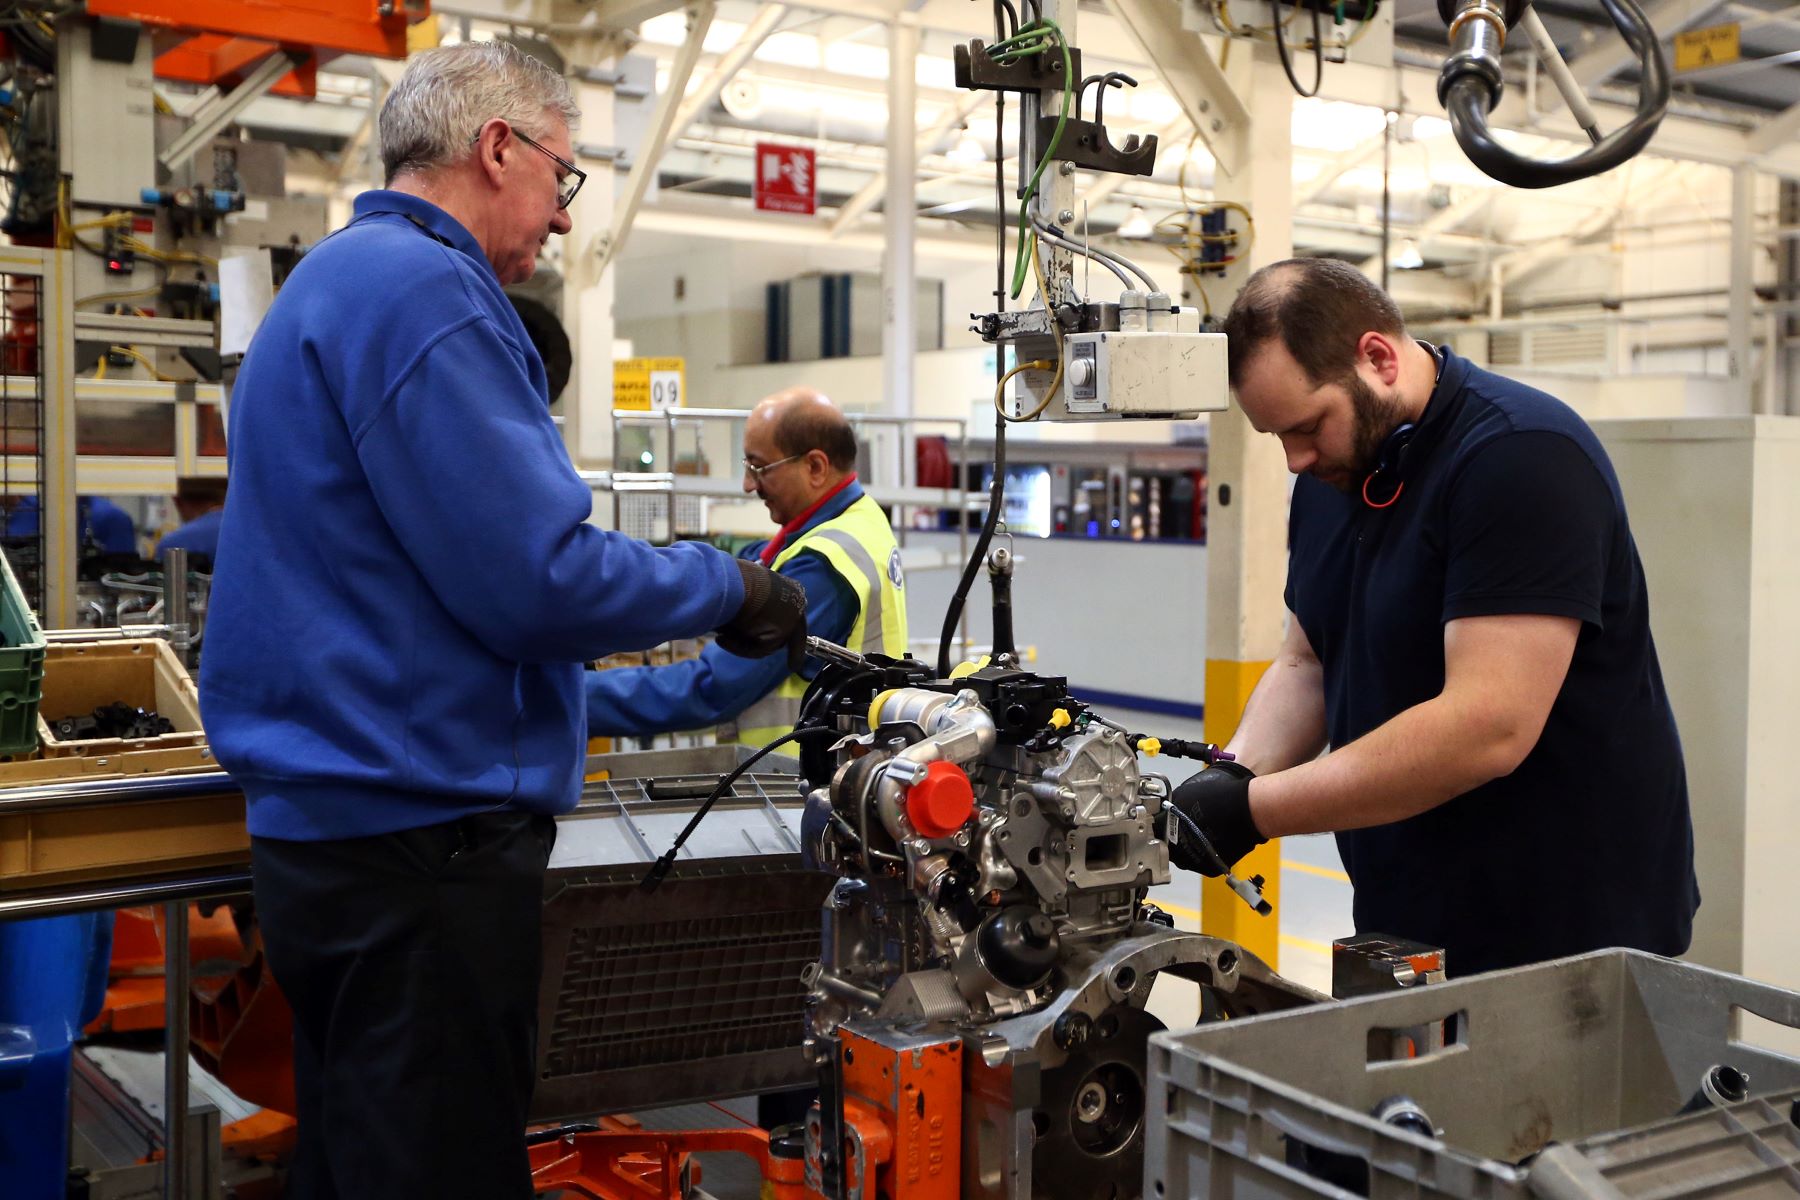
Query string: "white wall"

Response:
xmin=1506 ymin=372 xmax=1737 ymax=421
xmin=1499 ymin=164 xmax=1782 ymax=401
xmin=1593 ymin=416 xmax=1800 ymax=1038
xmin=901 ymin=530 xmax=1208 ymax=716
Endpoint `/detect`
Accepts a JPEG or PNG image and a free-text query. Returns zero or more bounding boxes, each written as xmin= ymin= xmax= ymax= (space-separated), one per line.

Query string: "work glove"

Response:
xmin=1159 ymin=761 xmax=1264 ymax=877
xmin=716 ymin=558 xmax=809 ymax=672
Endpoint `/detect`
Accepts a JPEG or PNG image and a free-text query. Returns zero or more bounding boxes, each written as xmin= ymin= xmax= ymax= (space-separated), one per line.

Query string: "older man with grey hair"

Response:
xmin=200 ymin=41 xmax=806 ymax=1196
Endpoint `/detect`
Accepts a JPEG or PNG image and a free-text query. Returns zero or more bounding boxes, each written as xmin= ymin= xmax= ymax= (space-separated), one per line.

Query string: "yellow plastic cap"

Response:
xmin=1139 ymin=737 xmax=1161 ymax=756
xmin=948 ymin=655 xmax=991 ymax=681
xmin=1049 ymin=708 xmax=1072 ymax=730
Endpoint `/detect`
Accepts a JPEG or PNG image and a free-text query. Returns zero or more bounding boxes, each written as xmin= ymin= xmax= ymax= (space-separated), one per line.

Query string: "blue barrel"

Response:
xmin=0 ymin=912 xmax=115 ymax=1197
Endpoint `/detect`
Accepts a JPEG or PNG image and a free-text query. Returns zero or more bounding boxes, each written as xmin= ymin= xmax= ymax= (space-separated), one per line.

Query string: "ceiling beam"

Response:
xmin=671 ymin=4 xmax=789 ymax=133
xmin=584 ymin=0 xmax=691 ymax=25
xmin=829 ymin=90 xmax=986 ymax=237
xmin=1104 ymin=0 xmax=1250 ymax=177
xmin=1296 ymin=132 xmax=1387 ymax=210
xmin=1748 ymin=98 xmax=1800 ymax=157
xmin=1360 ymin=187 xmax=1496 ymax=272
xmin=1495 ymin=159 xmax=1686 ymax=284
xmin=601 ymin=1 xmax=717 ymax=273
xmin=1565 ymin=0 xmax=1725 ymax=90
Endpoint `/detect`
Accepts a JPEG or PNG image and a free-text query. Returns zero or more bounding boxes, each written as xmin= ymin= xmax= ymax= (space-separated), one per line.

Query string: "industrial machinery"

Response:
xmin=781 ymin=619 xmax=1323 ymax=1200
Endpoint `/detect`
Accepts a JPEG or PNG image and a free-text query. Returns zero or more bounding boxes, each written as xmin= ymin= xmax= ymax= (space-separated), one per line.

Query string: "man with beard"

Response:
xmin=1161 ymin=258 xmax=1697 ymax=976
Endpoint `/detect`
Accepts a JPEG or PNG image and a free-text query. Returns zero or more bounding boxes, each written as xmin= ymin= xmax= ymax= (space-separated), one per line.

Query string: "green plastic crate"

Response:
xmin=0 ymin=548 xmax=46 ymax=756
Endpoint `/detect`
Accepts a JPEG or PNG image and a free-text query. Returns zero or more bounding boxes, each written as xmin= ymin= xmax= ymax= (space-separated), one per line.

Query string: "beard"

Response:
xmin=1333 ymin=371 xmax=1411 ymax=492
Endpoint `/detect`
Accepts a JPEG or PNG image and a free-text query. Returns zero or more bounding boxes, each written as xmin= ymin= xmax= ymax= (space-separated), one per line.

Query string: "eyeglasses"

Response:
xmin=743 ymin=453 xmax=804 ymax=482
xmin=471 ymin=124 xmax=586 ymax=209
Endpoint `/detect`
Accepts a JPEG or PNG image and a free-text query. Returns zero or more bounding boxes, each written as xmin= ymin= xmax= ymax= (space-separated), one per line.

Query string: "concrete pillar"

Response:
xmin=883 ymin=13 xmax=920 ymax=460
xmin=559 ymin=36 xmax=621 ymax=476
xmin=1196 ymin=52 xmax=1294 ymax=969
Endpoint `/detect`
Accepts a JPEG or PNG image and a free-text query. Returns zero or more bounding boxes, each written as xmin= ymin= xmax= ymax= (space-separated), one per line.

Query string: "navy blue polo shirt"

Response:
xmin=1284 ymin=346 xmax=1698 ymax=976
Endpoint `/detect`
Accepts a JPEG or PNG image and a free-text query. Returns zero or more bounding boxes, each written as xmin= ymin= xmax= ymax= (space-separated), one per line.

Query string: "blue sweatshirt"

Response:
xmin=584 ymin=485 xmax=862 ymax=736
xmin=201 ymin=191 xmax=745 ymax=841
xmin=7 ymin=496 xmax=137 ymax=555
xmin=156 ymin=509 xmax=223 ymax=562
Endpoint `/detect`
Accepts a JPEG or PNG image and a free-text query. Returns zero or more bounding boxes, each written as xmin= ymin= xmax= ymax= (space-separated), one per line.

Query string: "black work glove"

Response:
xmin=716 ymin=558 xmax=809 ymax=672
xmin=1160 ymin=761 xmax=1264 ymax=877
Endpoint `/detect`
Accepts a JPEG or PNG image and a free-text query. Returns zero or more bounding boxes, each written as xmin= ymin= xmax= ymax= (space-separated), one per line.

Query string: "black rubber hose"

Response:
xmin=1273 ymin=0 xmax=1323 ymax=99
xmin=937 ymin=57 xmax=1012 ymax=680
xmin=993 ymin=0 xmax=1019 ymax=39
xmin=938 ymin=412 xmax=1007 ymax=679
xmin=1444 ymin=0 xmax=1669 ymax=188
xmin=637 ymin=726 xmax=837 ymax=892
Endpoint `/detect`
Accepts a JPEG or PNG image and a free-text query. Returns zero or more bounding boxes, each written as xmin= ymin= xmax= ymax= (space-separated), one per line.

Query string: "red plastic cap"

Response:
xmin=906 ymin=760 xmax=975 ymax=839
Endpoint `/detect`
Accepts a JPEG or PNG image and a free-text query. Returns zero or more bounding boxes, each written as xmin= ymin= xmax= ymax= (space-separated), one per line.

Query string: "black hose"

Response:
xmin=637 ymin=726 xmax=838 ymax=892
xmin=937 ymin=44 xmax=1012 ymax=681
xmin=1273 ymin=0 xmax=1323 ymax=99
xmin=993 ymin=0 xmax=1019 ymax=40
xmin=1444 ymin=0 xmax=1668 ymax=188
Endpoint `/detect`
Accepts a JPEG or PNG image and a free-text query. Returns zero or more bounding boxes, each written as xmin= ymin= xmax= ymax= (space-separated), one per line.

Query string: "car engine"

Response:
xmin=789 ymin=587 xmax=1323 ymax=1200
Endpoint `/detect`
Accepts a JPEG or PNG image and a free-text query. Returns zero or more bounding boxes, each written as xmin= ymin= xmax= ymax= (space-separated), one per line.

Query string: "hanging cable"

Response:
xmin=1031 ymin=222 xmax=1134 ymax=289
xmin=1272 ymin=0 xmax=1324 ymax=97
xmin=1033 ymin=219 xmax=1153 ymax=291
xmin=938 ymin=10 xmax=1015 ymax=680
xmin=985 ymin=19 xmax=1074 ymax=298
xmin=993 ymin=243 xmax=1066 ymax=424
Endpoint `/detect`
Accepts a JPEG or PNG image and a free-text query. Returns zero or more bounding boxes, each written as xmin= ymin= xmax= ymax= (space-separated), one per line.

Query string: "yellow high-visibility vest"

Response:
xmin=725 ymin=492 xmax=906 ymax=749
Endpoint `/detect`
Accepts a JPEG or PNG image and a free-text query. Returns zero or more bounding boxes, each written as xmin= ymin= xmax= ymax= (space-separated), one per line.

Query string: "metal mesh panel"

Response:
xmin=543 ymin=904 xmax=819 ymax=1079
xmin=614 ymin=493 xmax=706 ymax=543
xmin=0 ymin=272 xmax=46 ymax=614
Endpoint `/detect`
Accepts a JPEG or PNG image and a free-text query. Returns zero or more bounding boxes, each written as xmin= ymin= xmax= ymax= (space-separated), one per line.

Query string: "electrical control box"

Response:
xmin=1012 ymin=330 xmax=1229 ymax=422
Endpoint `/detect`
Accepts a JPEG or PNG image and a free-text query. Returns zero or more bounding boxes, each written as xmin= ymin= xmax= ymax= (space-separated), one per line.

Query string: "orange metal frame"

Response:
xmin=835 ymin=1028 xmax=961 ymax=1200
xmin=82 ymin=0 xmax=425 ymax=97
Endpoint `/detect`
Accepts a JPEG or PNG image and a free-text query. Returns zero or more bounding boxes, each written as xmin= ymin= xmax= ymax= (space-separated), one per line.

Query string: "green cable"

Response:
xmin=1002 ymin=21 xmax=1073 ymax=298
xmin=988 ymin=25 xmax=1052 ymax=52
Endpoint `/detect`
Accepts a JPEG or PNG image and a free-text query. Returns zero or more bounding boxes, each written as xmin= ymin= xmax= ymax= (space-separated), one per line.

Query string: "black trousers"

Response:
xmin=251 ymin=810 xmax=556 ymax=1199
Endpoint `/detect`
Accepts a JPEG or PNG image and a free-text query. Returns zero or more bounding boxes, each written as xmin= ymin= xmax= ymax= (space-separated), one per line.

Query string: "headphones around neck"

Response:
xmin=1361 ymin=423 xmax=1416 ymax=509
xmin=1360 ymin=343 xmax=1448 ymax=510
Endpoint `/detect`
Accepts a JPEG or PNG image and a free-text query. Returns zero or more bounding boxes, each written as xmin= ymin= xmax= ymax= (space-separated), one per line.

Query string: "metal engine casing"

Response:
xmin=795 ymin=658 xmax=1322 ymax=1200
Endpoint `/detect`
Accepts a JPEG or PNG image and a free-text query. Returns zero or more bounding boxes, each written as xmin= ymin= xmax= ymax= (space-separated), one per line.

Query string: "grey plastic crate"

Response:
xmin=1145 ymin=949 xmax=1800 ymax=1200
xmin=1573 ymin=1089 xmax=1800 ymax=1198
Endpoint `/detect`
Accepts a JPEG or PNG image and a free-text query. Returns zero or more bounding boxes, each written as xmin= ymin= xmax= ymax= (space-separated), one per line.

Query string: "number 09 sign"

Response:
xmin=614 ymin=357 xmax=686 ymax=411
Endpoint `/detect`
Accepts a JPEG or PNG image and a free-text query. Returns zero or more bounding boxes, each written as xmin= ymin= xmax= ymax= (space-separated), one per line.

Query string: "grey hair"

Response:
xmin=379 ymin=41 xmax=580 ymax=183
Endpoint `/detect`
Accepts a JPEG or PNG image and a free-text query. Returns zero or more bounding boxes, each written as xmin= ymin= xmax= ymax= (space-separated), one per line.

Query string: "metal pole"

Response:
xmin=1381 ymin=111 xmax=1393 ymax=293
xmin=1730 ymin=163 xmax=1755 ymax=413
xmin=163 ymin=547 xmax=191 ymax=668
xmin=883 ymin=14 xmax=921 ymax=452
xmin=163 ymin=899 xmax=190 ymax=1199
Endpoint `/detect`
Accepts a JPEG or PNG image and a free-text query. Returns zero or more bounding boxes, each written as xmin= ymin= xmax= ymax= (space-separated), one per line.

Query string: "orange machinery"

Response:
xmin=527 ymin=1027 xmax=963 ymax=1200
xmin=86 ymin=904 xmax=301 ymax=1162
xmin=82 ymin=0 xmax=428 ymax=96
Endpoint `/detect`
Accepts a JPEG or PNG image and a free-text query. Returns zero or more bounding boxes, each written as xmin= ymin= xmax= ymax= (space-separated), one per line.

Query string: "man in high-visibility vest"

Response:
xmin=586 ymin=388 xmax=906 ymax=748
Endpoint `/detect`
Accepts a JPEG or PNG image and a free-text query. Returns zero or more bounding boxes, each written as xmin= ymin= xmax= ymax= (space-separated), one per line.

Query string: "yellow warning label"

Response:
xmin=1674 ymin=23 xmax=1739 ymax=72
xmin=613 ymin=356 xmax=686 ymax=411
